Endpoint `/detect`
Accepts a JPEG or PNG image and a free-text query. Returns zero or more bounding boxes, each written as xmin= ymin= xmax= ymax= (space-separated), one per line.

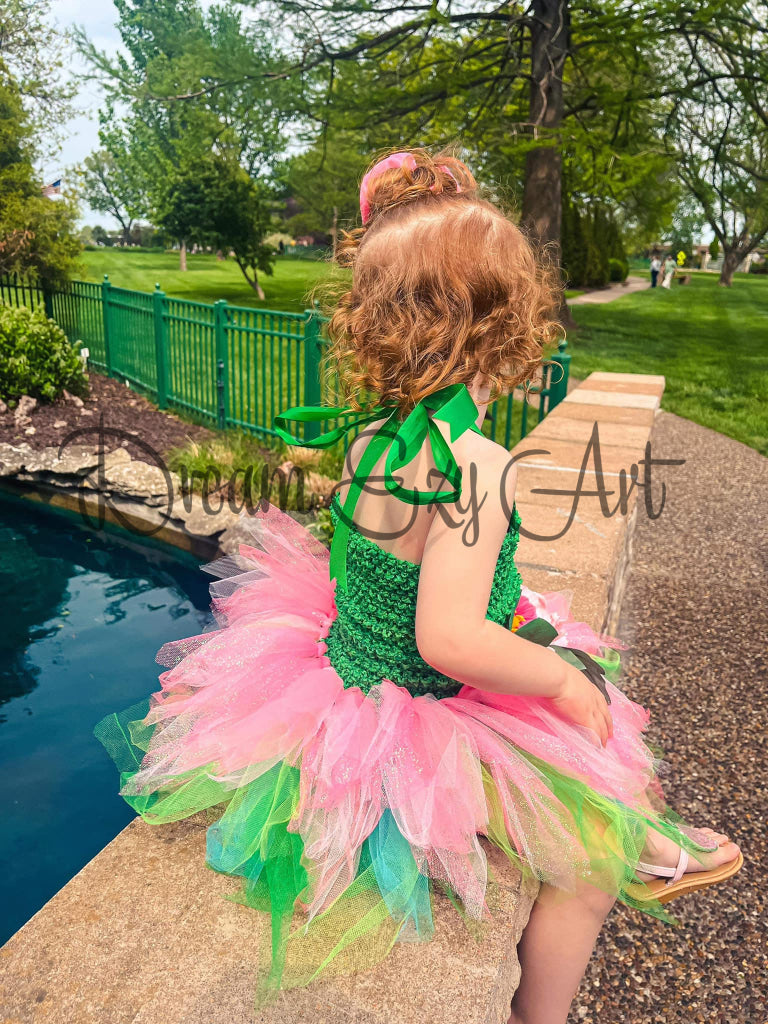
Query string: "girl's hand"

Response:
xmin=551 ymin=663 xmax=613 ymax=747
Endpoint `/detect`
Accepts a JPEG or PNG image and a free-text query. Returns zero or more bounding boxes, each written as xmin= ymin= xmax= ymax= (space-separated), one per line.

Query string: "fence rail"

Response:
xmin=0 ymin=273 xmax=570 ymax=447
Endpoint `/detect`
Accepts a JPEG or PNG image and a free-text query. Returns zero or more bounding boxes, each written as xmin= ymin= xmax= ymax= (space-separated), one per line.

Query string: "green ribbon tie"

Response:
xmin=274 ymin=382 xmax=483 ymax=589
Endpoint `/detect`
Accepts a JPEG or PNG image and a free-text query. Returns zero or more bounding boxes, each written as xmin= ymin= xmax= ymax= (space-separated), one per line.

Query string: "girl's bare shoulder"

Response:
xmin=451 ymin=429 xmax=518 ymax=519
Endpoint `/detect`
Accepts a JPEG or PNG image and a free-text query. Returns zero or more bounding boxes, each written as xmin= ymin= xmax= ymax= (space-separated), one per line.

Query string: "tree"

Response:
xmin=277 ymin=136 xmax=369 ymax=257
xmin=0 ymin=0 xmax=75 ymax=156
xmin=77 ymin=0 xmax=292 ymax=260
xmin=0 ymin=72 xmax=80 ymax=284
xmin=78 ymin=149 xmax=148 ymax=244
xmin=663 ymin=10 xmax=768 ymax=286
xmin=667 ymin=83 xmax=768 ymax=286
xmin=663 ymin=198 xmax=706 ymax=267
xmin=154 ymin=165 xmax=214 ymax=271
xmin=91 ymin=225 xmax=114 ymax=247
xmin=155 ymin=159 xmax=276 ymax=294
xmin=225 ymin=1 xmax=752 ymax=247
xmin=207 ymin=162 xmax=276 ymax=298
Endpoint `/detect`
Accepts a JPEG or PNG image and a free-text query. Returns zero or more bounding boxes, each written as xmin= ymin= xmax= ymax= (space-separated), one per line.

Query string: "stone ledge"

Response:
xmin=565 ymin=388 xmax=661 ymax=410
xmin=513 ymin=370 xmax=665 ymax=633
xmin=0 ymin=817 xmax=538 ymax=1024
xmin=0 ymin=371 xmax=664 ymax=1024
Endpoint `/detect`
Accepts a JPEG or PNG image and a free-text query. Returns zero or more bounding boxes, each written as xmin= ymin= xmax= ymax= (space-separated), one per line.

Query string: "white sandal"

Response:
xmin=634 ymin=844 xmax=743 ymax=904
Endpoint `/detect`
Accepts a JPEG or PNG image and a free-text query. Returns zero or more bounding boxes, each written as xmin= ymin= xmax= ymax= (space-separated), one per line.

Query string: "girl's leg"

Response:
xmin=508 ymin=882 xmax=614 ymax=1024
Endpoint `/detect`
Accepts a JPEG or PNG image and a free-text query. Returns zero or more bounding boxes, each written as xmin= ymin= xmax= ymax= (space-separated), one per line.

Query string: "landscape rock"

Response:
xmin=173 ymin=493 xmax=240 ymax=537
xmin=14 ymin=395 xmax=37 ymax=425
xmin=62 ymin=390 xmax=84 ymax=408
xmin=0 ymin=399 xmax=7 ymax=414
xmin=0 ymin=443 xmax=31 ymax=475
xmin=98 ymin=459 xmax=177 ymax=507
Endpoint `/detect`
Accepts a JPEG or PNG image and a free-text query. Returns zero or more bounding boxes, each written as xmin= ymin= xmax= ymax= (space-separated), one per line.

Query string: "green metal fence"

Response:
xmin=0 ymin=273 xmax=570 ymax=447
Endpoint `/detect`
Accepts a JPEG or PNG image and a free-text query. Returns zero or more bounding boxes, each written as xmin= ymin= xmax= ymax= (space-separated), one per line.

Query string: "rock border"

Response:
xmin=0 ymin=440 xmax=317 ymax=562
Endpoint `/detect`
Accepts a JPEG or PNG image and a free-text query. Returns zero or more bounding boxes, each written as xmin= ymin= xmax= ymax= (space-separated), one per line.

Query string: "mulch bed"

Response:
xmin=0 ymin=372 xmax=217 ymax=462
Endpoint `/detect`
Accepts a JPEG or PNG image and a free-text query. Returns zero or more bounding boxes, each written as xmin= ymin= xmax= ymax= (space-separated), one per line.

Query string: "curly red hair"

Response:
xmin=324 ymin=148 xmax=561 ymax=411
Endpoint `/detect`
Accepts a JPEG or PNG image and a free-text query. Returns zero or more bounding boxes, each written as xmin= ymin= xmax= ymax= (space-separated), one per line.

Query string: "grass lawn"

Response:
xmin=570 ymin=272 xmax=768 ymax=455
xmin=77 ymin=250 xmax=767 ymax=456
xmin=81 ymin=249 xmax=583 ymax=310
xmin=80 ymin=249 xmax=346 ymax=312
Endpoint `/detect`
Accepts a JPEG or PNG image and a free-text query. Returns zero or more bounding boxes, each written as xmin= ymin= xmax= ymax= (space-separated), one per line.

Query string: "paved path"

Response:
xmin=569 ymin=276 xmax=649 ymax=305
xmin=569 ymin=411 xmax=768 ymax=1024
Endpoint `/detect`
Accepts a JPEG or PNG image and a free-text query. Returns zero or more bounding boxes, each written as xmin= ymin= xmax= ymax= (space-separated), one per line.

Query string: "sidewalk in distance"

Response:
xmin=0 ymin=372 xmax=665 ymax=1024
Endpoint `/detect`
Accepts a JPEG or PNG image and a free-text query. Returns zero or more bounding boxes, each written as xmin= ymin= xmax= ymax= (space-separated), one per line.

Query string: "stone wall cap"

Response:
xmin=564 ymin=389 xmax=661 ymax=410
xmin=583 ymin=371 xmax=666 ymax=388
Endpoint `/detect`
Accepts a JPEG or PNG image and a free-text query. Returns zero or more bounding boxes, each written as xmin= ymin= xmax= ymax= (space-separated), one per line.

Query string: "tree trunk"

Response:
xmin=521 ymin=0 xmax=572 ymax=327
xmin=719 ymin=248 xmax=743 ymax=286
xmin=521 ymin=0 xmax=570 ymax=250
xmin=234 ymin=256 xmax=266 ymax=299
xmin=179 ymin=239 xmax=187 ymax=272
xmin=331 ymin=205 xmax=339 ymax=260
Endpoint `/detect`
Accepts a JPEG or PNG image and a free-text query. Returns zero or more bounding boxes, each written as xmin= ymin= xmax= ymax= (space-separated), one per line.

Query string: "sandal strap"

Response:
xmin=637 ymin=846 xmax=689 ymax=885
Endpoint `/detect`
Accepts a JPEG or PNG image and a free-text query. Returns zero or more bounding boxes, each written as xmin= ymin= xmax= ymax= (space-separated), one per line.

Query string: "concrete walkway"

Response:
xmin=569 ymin=411 xmax=768 ymax=1024
xmin=569 ymin=275 xmax=649 ymax=305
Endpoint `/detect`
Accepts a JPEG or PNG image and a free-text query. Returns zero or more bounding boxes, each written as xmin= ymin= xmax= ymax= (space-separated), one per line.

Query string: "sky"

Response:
xmin=47 ymin=3 xmax=122 ymax=221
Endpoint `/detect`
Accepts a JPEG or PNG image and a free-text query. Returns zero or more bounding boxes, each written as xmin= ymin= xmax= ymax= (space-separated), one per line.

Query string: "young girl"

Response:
xmin=96 ymin=150 xmax=741 ymax=1024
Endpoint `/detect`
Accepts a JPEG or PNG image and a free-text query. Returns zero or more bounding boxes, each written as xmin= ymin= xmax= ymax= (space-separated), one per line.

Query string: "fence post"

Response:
xmin=214 ymin=299 xmax=228 ymax=431
xmin=153 ymin=283 xmax=168 ymax=409
xmin=548 ymin=339 xmax=571 ymax=410
xmin=101 ymin=275 xmax=114 ymax=377
xmin=42 ymin=279 xmax=54 ymax=320
xmin=302 ymin=307 xmax=322 ymax=440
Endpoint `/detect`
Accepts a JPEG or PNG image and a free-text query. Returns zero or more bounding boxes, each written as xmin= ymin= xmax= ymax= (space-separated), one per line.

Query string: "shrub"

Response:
xmin=0 ymin=305 xmax=88 ymax=404
xmin=608 ymin=258 xmax=629 ymax=282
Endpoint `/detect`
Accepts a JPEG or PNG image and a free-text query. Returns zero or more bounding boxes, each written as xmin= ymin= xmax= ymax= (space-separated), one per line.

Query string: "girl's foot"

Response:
xmin=636 ymin=826 xmax=740 ymax=883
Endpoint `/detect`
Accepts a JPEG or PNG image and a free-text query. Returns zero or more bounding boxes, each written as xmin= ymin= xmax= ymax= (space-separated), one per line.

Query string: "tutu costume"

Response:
xmin=95 ymin=383 xmax=708 ymax=998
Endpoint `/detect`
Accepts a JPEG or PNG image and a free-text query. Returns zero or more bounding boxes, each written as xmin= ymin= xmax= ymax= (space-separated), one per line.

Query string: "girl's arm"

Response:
xmin=415 ymin=441 xmax=612 ymax=744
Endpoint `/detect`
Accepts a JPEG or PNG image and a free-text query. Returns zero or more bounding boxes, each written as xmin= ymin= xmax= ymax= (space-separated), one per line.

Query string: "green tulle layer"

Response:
xmin=95 ymin=700 xmax=706 ymax=1002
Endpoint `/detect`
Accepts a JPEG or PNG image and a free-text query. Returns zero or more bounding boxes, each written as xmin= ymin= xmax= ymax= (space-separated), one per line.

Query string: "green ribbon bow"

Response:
xmin=274 ymin=382 xmax=483 ymax=589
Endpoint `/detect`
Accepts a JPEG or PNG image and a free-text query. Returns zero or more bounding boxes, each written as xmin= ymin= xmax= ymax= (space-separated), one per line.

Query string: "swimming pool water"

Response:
xmin=0 ymin=495 xmax=211 ymax=945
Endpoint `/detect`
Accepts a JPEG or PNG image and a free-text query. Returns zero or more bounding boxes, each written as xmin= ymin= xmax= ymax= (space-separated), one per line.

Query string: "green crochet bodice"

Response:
xmin=324 ymin=495 xmax=523 ymax=698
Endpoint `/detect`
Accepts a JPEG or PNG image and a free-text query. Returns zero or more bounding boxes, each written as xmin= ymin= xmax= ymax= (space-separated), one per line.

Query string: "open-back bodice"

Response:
xmin=324 ymin=494 xmax=523 ymax=698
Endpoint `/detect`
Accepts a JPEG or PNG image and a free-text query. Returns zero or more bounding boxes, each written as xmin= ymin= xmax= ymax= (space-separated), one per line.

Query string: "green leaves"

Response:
xmin=0 ymin=305 xmax=89 ymax=404
xmin=551 ymin=646 xmax=612 ymax=704
xmin=513 ymin=617 xmax=559 ymax=646
xmin=0 ymin=74 xmax=81 ymax=285
xmin=512 ymin=616 xmax=612 ymax=704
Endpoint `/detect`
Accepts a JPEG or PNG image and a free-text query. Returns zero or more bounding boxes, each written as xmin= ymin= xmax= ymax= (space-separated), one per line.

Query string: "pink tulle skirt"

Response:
xmin=97 ymin=503 xmax=701 ymax=993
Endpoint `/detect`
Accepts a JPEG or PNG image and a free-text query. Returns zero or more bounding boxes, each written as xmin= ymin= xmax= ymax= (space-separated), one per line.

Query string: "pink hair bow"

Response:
xmin=359 ymin=151 xmax=462 ymax=224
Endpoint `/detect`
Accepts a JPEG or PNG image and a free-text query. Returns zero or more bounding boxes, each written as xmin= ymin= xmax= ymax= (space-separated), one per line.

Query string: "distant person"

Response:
xmin=661 ymin=256 xmax=675 ymax=289
xmin=650 ymin=254 xmax=661 ymax=288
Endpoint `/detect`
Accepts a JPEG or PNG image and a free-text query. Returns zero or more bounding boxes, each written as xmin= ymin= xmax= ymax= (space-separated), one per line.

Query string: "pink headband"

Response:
xmin=359 ymin=151 xmax=462 ymax=224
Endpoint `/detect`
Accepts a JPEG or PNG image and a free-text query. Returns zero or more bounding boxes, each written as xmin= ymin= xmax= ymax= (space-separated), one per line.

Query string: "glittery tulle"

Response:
xmin=95 ymin=502 xmax=703 ymax=998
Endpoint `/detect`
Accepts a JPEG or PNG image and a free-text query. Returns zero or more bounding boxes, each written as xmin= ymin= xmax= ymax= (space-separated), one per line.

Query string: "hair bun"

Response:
xmin=360 ymin=149 xmax=476 ymax=225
